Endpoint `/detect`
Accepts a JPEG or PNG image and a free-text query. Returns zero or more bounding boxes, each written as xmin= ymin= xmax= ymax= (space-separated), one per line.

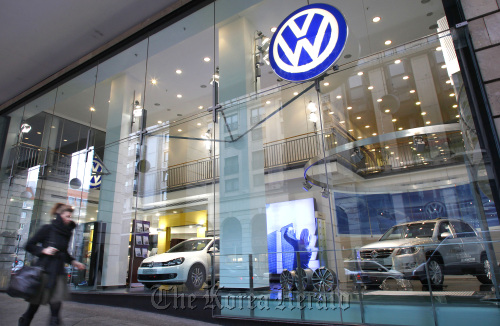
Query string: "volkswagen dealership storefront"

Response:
xmin=1 ymin=0 xmax=500 ymax=325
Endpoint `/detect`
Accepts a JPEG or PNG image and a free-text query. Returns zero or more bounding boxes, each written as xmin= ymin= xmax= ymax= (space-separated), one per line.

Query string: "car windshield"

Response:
xmin=167 ymin=239 xmax=211 ymax=253
xmin=380 ymin=223 xmax=436 ymax=240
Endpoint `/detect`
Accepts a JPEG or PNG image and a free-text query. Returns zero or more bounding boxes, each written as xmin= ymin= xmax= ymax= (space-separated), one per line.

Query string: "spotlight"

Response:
xmin=321 ymin=188 xmax=330 ymax=198
xmin=351 ymin=147 xmax=365 ymax=164
xmin=302 ymin=181 xmax=312 ymax=192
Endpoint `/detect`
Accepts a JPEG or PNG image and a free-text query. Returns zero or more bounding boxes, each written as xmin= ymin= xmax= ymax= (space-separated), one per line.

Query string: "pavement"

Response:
xmin=0 ymin=293 xmax=218 ymax=326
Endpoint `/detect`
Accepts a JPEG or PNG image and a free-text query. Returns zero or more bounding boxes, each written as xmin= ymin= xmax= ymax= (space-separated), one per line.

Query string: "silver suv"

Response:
xmin=358 ymin=218 xmax=492 ymax=285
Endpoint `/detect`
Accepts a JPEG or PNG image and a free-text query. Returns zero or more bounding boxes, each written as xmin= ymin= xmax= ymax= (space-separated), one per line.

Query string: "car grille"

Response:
xmin=360 ymin=248 xmax=395 ymax=259
xmin=138 ymin=273 xmax=177 ymax=281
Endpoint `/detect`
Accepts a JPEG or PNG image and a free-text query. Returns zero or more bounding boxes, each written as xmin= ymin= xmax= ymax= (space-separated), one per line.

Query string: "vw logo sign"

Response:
xmin=269 ymin=3 xmax=348 ymax=82
xmin=90 ymin=158 xmax=103 ymax=189
xmin=424 ymin=201 xmax=447 ymax=219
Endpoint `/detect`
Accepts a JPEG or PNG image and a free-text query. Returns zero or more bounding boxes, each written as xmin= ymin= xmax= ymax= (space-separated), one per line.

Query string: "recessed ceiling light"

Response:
xmin=51 ymin=126 xmax=55 ymax=128
xmin=398 ymin=127 xmax=403 ymax=130
xmin=441 ymin=64 xmax=447 ymax=69
xmin=151 ymin=78 xmax=158 ymax=85
xmin=436 ymin=46 xmax=442 ymax=51
xmin=385 ymin=40 xmax=392 ymax=45
xmin=372 ymin=16 xmax=381 ymax=23
xmin=63 ymin=139 xmax=67 ymax=142
xmin=347 ymin=106 xmax=352 ymax=110
xmin=203 ymin=57 xmax=211 ymax=62
xmin=108 ymin=100 xmax=111 ymax=103
xmin=452 ymin=104 xmax=458 ymax=108
xmin=340 ymin=120 xmax=345 ymax=124
xmin=336 ymin=95 xmax=342 ymax=99
xmin=421 ymin=112 xmax=426 ymax=115
xmin=158 ymin=120 xmax=162 ymax=124
xmin=365 ymin=125 xmax=370 ymax=128
xmin=37 ymin=131 xmax=41 ymax=134
xmin=446 ymin=80 xmax=452 ymax=84
xmin=449 ymin=93 xmax=455 ymax=97
xmin=25 ymin=137 xmax=29 ymax=140
xmin=293 ymin=92 xmax=298 ymax=96
xmin=410 ymin=89 xmax=416 ymax=93
xmin=197 ymin=123 xmax=201 ymax=126
xmin=90 ymin=107 xmax=95 ymax=112
xmin=176 ymin=69 xmax=182 ymax=74
xmin=368 ymin=86 xmax=374 ymax=90
xmin=265 ymin=100 xmax=271 ymax=104
xmin=403 ymin=75 xmax=409 ymax=80
xmin=456 ymin=115 xmax=460 ymax=118
xmin=356 ymin=116 xmax=361 ymax=120
xmin=349 ymin=129 xmax=354 ymax=132
xmin=177 ymin=94 xmax=182 ymax=98
xmin=377 ymin=98 xmax=382 ymax=102
xmin=372 ymin=133 xmax=377 ymax=136
xmin=392 ymin=119 xmax=397 ymax=122
xmin=385 ymin=109 xmax=391 ymax=113
xmin=394 ymin=59 xmax=401 ymax=64
xmin=270 ymin=27 xmax=277 ymax=33
xmin=178 ymin=129 xmax=182 ymax=132
xmin=426 ymin=121 xmax=431 ymax=125
xmin=357 ymin=71 xmax=364 ymax=76
xmin=385 ymin=146 xmax=390 ymax=149
xmin=328 ymin=111 xmax=334 ymax=115
xmin=358 ymin=136 xmax=362 ymax=139
xmin=323 ymin=82 xmax=330 ymax=86
xmin=416 ymin=101 xmax=421 ymax=105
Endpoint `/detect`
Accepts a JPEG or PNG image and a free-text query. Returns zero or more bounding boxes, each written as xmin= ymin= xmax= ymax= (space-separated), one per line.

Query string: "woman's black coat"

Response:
xmin=25 ymin=214 xmax=76 ymax=288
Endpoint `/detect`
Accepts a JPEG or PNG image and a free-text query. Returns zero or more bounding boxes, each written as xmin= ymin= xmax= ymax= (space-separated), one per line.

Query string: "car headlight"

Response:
xmin=397 ymin=247 xmax=419 ymax=255
xmin=162 ymin=257 xmax=185 ymax=266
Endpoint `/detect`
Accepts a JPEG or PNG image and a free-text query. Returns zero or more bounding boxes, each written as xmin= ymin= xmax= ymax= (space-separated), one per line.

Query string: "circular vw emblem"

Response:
xmin=370 ymin=250 xmax=379 ymax=259
xmin=424 ymin=201 xmax=446 ymax=218
xmin=269 ymin=3 xmax=348 ymax=82
xmin=90 ymin=158 xmax=103 ymax=189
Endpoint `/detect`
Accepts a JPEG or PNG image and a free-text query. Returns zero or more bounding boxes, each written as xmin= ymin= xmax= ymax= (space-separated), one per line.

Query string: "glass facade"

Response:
xmin=1 ymin=1 xmax=500 ymax=325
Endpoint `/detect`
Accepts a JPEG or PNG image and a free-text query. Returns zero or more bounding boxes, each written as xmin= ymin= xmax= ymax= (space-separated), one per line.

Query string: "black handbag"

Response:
xmin=7 ymin=265 xmax=44 ymax=300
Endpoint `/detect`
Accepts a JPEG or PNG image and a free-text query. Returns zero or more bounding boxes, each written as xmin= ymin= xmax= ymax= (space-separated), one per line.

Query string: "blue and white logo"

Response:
xmin=90 ymin=158 xmax=103 ymax=189
xmin=269 ymin=3 xmax=348 ymax=82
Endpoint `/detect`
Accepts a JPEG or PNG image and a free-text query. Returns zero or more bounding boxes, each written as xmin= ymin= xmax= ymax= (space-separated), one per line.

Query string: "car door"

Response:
xmin=451 ymin=221 xmax=482 ymax=267
xmin=437 ymin=221 xmax=462 ymax=271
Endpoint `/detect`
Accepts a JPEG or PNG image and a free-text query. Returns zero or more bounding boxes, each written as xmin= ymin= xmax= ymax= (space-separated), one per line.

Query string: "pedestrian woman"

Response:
xmin=19 ymin=203 xmax=85 ymax=326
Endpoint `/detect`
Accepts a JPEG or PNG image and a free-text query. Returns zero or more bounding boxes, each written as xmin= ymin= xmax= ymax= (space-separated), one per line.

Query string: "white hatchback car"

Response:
xmin=138 ymin=237 xmax=219 ymax=290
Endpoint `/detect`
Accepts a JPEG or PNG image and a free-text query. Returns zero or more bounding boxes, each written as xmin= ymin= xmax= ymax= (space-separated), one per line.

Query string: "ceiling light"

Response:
xmin=270 ymin=27 xmax=277 ymax=33
xmin=357 ymin=71 xmax=364 ymax=76
xmin=90 ymin=107 xmax=95 ymax=112
xmin=452 ymin=104 xmax=458 ymax=108
xmin=177 ymin=94 xmax=183 ymax=98
xmin=365 ymin=125 xmax=370 ymax=128
xmin=410 ymin=90 xmax=415 ymax=93
xmin=436 ymin=46 xmax=442 ymax=51
xmin=349 ymin=129 xmax=354 ymax=132
xmin=449 ymin=93 xmax=455 ymax=97
xmin=384 ymin=109 xmax=391 ymax=113
xmin=398 ymin=127 xmax=403 ymax=130
xmin=309 ymin=112 xmax=318 ymax=123
xmin=265 ymin=100 xmax=271 ymax=104
xmin=336 ymin=95 xmax=342 ymax=99
xmin=340 ymin=120 xmax=345 ymax=124
xmin=456 ymin=115 xmax=460 ymax=118
xmin=392 ymin=118 xmax=397 ymax=122
xmin=198 ymin=106 xmax=204 ymax=109
xmin=151 ymin=79 xmax=158 ymax=85
xmin=394 ymin=59 xmax=401 ymax=64
xmin=197 ymin=123 xmax=201 ymax=126
xmin=357 ymin=136 xmax=362 ymax=139
xmin=426 ymin=121 xmax=431 ymax=125
xmin=446 ymin=80 xmax=452 ymax=84
xmin=416 ymin=101 xmax=421 ymax=105
xmin=37 ymin=131 xmax=41 ymax=134
xmin=158 ymin=121 xmax=162 ymax=124
xmin=356 ymin=116 xmax=361 ymax=120
xmin=293 ymin=92 xmax=298 ymax=96
xmin=372 ymin=16 xmax=381 ymax=22
xmin=178 ymin=129 xmax=182 ymax=132
xmin=329 ymin=111 xmax=334 ymax=115
xmin=51 ymin=126 xmax=55 ymax=128
xmin=307 ymin=101 xmax=318 ymax=112
xmin=421 ymin=112 xmax=427 ymax=115
xmin=323 ymin=82 xmax=330 ymax=86
xmin=377 ymin=98 xmax=382 ymax=102
xmin=63 ymin=139 xmax=67 ymax=142
xmin=385 ymin=40 xmax=392 ymax=45
xmin=403 ymin=75 xmax=409 ymax=80
xmin=385 ymin=146 xmax=390 ymax=149
xmin=368 ymin=86 xmax=374 ymax=90
xmin=371 ymin=149 xmax=376 ymax=152
xmin=441 ymin=64 xmax=447 ymax=69
xmin=203 ymin=57 xmax=211 ymax=62
xmin=176 ymin=69 xmax=182 ymax=74
xmin=347 ymin=106 xmax=352 ymax=110
xmin=372 ymin=133 xmax=377 ymax=136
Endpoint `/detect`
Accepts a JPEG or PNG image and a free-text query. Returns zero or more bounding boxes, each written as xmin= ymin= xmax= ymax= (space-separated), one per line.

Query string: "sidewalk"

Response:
xmin=0 ymin=293 xmax=218 ymax=326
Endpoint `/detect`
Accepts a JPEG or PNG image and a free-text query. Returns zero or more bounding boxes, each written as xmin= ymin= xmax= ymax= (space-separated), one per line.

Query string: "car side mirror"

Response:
xmin=208 ymin=247 xmax=219 ymax=253
xmin=439 ymin=232 xmax=451 ymax=240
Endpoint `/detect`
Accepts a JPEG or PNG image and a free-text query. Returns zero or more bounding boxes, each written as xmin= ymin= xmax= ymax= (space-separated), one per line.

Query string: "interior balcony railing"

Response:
xmin=7 ymin=127 xmax=465 ymax=193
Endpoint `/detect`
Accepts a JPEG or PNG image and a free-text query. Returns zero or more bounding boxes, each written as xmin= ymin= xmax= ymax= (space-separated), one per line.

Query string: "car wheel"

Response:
xmin=311 ymin=267 xmax=337 ymax=292
xmin=476 ymin=255 xmax=493 ymax=284
xmin=280 ymin=269 xmax=296 ymax=291
xmin=294 ymin=268 xmax=314 ymax=291
xmin=185 ymin=264 xmax=206 ymax=291
xmin=420 ymin=258 xmax=443 ymax=286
